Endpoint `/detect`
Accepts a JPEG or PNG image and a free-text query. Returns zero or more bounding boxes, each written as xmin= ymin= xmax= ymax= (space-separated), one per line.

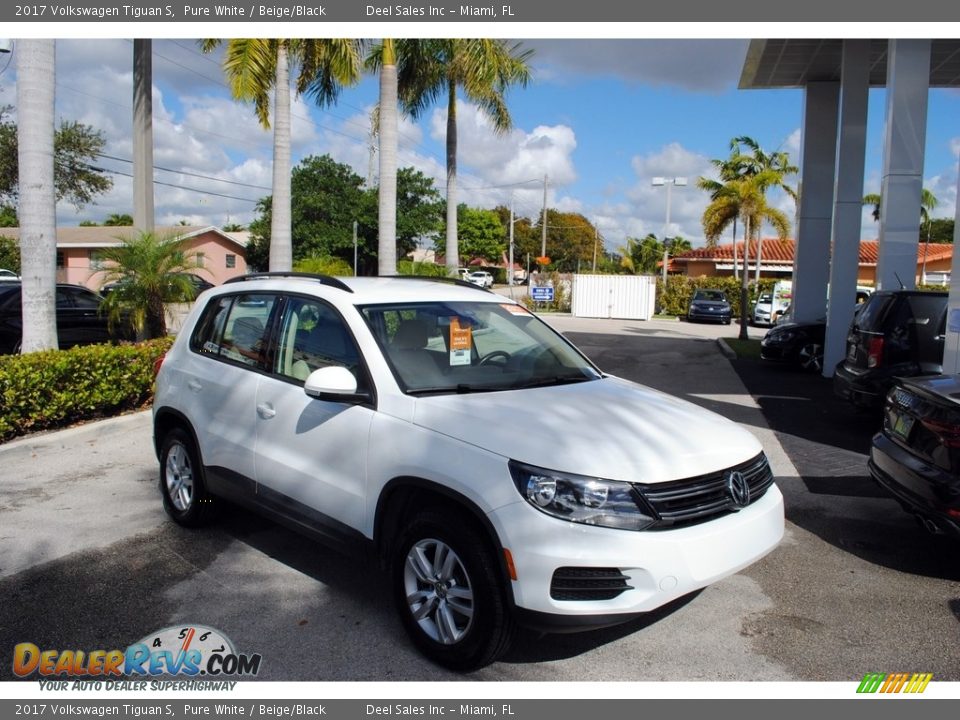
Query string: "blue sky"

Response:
xmin=1 ymin=37 xmax=957 ymax=253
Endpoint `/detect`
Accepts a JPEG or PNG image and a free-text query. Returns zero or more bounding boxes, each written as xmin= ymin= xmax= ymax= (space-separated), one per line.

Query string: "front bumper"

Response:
xmin=688 ymin=308 xmax=731 ymax=323
xmin=489 ymin=483 xmax=784 ymax=620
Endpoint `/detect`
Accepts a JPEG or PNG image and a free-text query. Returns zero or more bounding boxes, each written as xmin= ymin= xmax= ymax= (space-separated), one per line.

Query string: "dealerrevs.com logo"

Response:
xmin=856 ymin=673 xmax=933 ymax=694
xmin=13 ymin=625 xmax=262 ymax=686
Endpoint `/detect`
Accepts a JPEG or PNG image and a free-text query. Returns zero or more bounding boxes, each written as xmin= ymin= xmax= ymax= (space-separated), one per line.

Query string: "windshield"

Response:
xmin=359 ymin=301 xmax=601 ymax=395
xmin=694 ymin=290 xmax=726 ymax=302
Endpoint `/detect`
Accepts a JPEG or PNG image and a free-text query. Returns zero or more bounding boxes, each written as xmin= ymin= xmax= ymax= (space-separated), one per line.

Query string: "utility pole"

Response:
xmin=353 ymin=220 xmax=358 ymax=276
xmin=508 ymin=197 xmax=515 ymax=288
xmin=592 ymin=221 xmax=598 ymax=271
xmin=541 ymin=174 xmax=548 ymax=259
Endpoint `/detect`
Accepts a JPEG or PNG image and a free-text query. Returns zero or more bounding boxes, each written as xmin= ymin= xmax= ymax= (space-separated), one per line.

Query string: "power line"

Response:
xmin=97 ymin=153 xmax=272 ymax=191
xmin=94 ymin=166 xmax=260 ymax=204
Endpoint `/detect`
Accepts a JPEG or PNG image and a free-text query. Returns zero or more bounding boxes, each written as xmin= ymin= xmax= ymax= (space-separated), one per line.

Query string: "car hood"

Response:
xmin=410 ymin=376 xmax=762 ymax=484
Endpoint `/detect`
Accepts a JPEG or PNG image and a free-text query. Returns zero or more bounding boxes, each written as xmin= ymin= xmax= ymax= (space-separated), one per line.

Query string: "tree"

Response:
xmin=104 ymin=213 xmax=134 ymax=226
xmin=222 ymin=223 xmax=245 ymax=232
xmin=0 ymin=234 xmax=20 ymax=273
xmin=697 ymin=139 xmax=755 ymax=277
xmin=248 ymin=155 xmax=443 ymax=275
xmin=535 ymin=210 xmax=597 ymax=271
xmin=863 ymin=188 xmax=938 ymax=224
xmin=619 ymin=234 xmax=691 ymax=275
xmin=375 ymin=39 xmax=398 ymax=276
xmin=1 ymin=108 xmax=113 ymax=210
xmin=391 ymin=39 xmax=533 ymax=275
xmin=702 ymin=171 xmax=790 ymax=339
xmin=17 ymin=40 xmax=59 ymax=353
xmin=201 ymin=39 xmax=363 ymax=272
xmin=0 ymin=204 xmax=17 ymax=227
xmin=96 ymin=231 xmax=204 ymax=339
xmin=926 ymin=218 xmax=954 ymax=243
xmin=438 ymin=205 xmax=504 ymax=262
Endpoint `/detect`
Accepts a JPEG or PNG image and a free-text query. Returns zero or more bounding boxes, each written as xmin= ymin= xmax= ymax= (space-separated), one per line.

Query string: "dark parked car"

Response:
xmin=687 ymin=288 xmax=732 ymax=324
xmin=0 ymin=283 xmax=133 ymax=354
xmin=834 ymin=290 xmax=948 ymax=410
xmin=760 ymin=318 xmax=828 ymax=373
xmin=100 ymin=273 xmax=215 ymax=300
xmin=869 ymin=374 xmax=960 ymax=538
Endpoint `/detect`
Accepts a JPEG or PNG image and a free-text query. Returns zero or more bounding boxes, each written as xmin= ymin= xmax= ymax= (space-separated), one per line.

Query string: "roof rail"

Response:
xmin=223 ymin=272 xmax=353 ymax=293
xmin=384 ymin=275 xmax=492 ymax=293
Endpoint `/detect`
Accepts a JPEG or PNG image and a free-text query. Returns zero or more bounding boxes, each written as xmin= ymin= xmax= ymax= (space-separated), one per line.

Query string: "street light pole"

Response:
xmin=652 ymin=177 xmax=687 ymax=285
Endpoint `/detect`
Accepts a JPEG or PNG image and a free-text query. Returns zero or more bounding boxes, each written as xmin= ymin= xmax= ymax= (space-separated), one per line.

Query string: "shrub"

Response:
xmin=396 ymin=260 xmax=449 ymax=277
xmin=0 ymin=337 xmax=173 ymax=442
xmin=656 ymin=275 xmax=777 ymax=317
xmin=294 ymin=255 xmax=354 ymax=276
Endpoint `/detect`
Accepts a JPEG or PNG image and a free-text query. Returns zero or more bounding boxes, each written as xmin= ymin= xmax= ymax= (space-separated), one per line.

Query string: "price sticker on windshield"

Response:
xmin=449 ymin=317 xmax=472 ymax=366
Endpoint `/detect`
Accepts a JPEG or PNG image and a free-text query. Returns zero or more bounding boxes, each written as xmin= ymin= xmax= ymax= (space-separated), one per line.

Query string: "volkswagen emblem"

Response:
xmin=725 ymin=470 xmax=750 ymax=510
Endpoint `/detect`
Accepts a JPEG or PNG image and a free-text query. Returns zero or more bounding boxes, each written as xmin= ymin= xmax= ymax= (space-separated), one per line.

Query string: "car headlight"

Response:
xmin=509 ymin=461 xmax=657 ymax=531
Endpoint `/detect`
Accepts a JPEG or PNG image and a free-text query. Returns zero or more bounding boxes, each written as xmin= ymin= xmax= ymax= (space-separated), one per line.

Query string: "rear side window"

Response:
xmin=854 ymin=294 xmax=894 ymax=331
xmin=190 ymin=293 xmax=278 ymax=370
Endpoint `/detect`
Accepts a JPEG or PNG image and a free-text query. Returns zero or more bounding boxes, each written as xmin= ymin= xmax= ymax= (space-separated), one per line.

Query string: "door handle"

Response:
xmin=256 ymin=403 xmax=276 ymax=419
xmin=187 ymin=379 xmax=202 ymax=393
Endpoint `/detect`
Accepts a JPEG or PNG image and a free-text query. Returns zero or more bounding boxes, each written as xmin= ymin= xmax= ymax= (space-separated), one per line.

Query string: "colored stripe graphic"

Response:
xmin=857 ymin=672 xmax=932 ymax=694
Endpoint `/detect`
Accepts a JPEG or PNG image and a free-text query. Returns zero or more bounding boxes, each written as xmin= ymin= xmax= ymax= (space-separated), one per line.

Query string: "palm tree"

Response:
xmin=702 ymin=171 xmax=790 ymax=339
xmin=16 ymin=39 xmax=58 ymax=353
xmin=376 ymin=40 xmax=398 ymax=276
xmin=730 ymin=136 xmax=797 ymax=285
xmin=697 ymin=139 xmax=755 ymax=278
xmin=864 ymin=187 xmax=939 ymax=282
xmin=104 ymin=213 xmax=134 ymax=226
xmin=388 ymin=39 xmax=532 ymax=275
xmin=95 ymin=231 xmax=204 ymax=339
xmin=200 ymin=39 xmax=363 ymax=272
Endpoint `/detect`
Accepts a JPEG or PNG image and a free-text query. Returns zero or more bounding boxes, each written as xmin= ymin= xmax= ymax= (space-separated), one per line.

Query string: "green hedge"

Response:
xmin=0 ymin=337 xmax=173 ymax=442
xmin=657 ymin=276 xmax=778 ymax=317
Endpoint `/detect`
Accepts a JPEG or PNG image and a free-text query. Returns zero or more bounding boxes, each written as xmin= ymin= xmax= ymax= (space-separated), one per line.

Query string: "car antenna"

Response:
xmin=893 ymin=272 xmax=905 ymax=290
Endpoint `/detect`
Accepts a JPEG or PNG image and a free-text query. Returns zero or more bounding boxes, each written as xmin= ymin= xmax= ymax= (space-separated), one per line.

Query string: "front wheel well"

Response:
xmin=374 ymin=479 xmax=513 ymax=596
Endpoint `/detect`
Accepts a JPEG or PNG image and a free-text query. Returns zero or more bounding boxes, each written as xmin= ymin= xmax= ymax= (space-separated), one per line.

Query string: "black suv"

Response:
xmin=833 ymin=290 xmax=948 ymax=410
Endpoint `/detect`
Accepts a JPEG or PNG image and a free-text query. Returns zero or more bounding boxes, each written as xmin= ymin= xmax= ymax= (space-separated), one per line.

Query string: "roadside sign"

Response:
xmin=531 ymin=286 xmax=555 ymax=302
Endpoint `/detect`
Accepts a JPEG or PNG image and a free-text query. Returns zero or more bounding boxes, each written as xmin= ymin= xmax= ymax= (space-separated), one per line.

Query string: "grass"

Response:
xmin=722 ymin=337 xmax=762 ymax=360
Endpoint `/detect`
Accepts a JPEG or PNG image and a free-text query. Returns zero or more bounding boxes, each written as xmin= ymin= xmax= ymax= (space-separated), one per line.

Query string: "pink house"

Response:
xmin=0 ymin=225 xmax=249 ymax=290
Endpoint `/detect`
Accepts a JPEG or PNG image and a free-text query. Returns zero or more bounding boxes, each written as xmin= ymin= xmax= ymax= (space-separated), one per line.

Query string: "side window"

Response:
xmin=189 ymin=293 xmax=277 ymax=370
xmin=55 ymin=288 xmax=73 ymax=308
xmin=274 ymin=297 xmax=362 ymax=388
xmin=67 ymin=288 xmax=101 ymax=310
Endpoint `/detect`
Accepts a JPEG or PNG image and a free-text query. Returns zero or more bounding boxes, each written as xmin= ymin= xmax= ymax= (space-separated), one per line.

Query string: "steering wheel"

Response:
xmin=478 ymin=350 xmax=512 ymax=366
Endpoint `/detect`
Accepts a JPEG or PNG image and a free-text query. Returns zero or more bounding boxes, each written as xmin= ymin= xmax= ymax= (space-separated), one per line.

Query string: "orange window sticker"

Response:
xmin=449 ymin=317 xmax=472 ymax=366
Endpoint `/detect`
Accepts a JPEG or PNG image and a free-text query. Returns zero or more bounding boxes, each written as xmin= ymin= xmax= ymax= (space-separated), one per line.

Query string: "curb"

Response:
xmin=716 ymin=337 xmax=737 ymax=360
xmin=0 ymin=409 xmax=152 ymax=455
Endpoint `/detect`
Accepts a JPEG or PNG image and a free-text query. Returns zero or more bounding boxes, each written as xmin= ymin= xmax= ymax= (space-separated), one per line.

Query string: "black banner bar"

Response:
xmin=2 ymin=0 xmax=960 ymax=23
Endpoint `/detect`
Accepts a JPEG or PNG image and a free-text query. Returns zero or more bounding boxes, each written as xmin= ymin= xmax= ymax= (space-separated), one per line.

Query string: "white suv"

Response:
xmin=153 ymin=273 xmax=783 ymax=670
xmin=466 ymin=270 xmax=493 ymax=288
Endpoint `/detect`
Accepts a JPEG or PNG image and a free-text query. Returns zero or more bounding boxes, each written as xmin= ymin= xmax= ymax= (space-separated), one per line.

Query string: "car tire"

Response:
xmin=798 ymin=342 xmax=824 ymax=374
xmin=392 ymin=509 xmax=516 ymax=671
xmin=159 ymin=427 xmax=217 ymax=527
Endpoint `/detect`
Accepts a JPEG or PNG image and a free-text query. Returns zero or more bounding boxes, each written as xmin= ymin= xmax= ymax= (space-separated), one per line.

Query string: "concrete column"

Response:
xmin=792 ymin=82 xmax=839 ymax=324
xmin=942 ymin=153 xmax=960 ymax=374
xmin=823 ymin=40 xmax=870 ymax=377
xmin=876 ymin=39 xmax=931 ymax=290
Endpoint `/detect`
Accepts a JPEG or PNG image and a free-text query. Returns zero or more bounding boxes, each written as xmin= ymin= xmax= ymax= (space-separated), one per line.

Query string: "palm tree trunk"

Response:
xmin=269 ymin=42 xmax=292 ymax=272
xmin=377 ymin=40 xmax=398 ymax=276
xmin=133 ymin=39 xmax=155 ymax=233
xmin=739 ymin=215 xmax=750 ymax=340
xmin=17 ymin=39 xmax=58 ymax=353
xmin=731 ymin=219 xmax=738 ymax=281
xmin=444 ymin=78 xmax=459 ymax=275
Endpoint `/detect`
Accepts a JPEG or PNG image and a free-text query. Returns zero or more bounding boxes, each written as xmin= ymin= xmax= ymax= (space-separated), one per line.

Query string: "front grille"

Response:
xmin=550 ymin=567 xmax=633 ymax=601
xmin=634 ymin=453 xmax=775 ymax=530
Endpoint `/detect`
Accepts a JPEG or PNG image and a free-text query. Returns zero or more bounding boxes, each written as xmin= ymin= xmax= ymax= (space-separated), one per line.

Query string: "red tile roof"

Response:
xmin=673 ymin=239 xmax=953 ymax=265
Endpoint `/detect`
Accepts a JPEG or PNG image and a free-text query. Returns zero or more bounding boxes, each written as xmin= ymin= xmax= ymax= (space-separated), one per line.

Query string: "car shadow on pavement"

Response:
xmin=729 ymin=357 xmax=960 ymax=582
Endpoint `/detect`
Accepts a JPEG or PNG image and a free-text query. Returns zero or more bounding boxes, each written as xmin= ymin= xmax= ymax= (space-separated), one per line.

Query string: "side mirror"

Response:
xmin=303 ymin=366 xmax=365 ymax=402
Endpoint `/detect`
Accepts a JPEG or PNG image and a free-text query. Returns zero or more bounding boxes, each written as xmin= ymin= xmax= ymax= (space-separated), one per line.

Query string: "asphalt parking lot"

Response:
xmin=1 ymin=315 xmax=957 ymax=682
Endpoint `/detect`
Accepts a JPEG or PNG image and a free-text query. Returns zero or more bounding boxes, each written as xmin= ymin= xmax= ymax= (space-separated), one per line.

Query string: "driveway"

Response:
xmin=0 ymin=317 xmax=956 ymax=682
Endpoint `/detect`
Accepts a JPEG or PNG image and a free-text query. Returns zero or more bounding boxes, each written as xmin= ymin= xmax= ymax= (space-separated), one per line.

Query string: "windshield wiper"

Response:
xmin=509 ymin=374 xmax=595 ymax=390
xmin=406 ymin=383 xmax=503 ymax=396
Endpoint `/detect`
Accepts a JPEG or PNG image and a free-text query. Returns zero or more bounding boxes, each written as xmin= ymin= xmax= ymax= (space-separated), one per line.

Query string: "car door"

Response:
xmin=57 ymin=286 xmax=111 ymax=347
xmin=182 ymin=292 xmax=280 ymax=493
xmin=253 ymin=295 xmax=373 ymax=537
